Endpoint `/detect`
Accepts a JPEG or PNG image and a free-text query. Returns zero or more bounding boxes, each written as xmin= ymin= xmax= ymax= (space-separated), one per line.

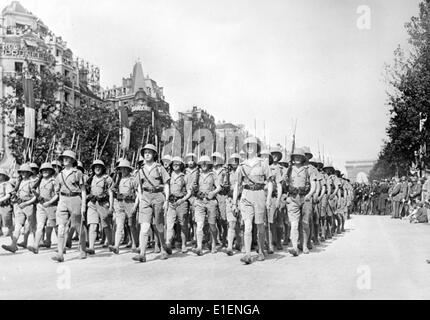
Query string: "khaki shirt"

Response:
xmin=170 ymin=172 xmax=189 ymax=197
xmin=288 ymin=165 xmax=310 ymax=189
xmin=115 ymin=175 xmax=138 ymax=198
xmin=36 ymin=177 xmax=57 ymax=201
xmin=185 ymin=167 xmax=199 ymax=195
xmin=237 ymin=158 xmax=272 ymax=186
xmin=90 ymin=174 xmax=113 ymax=197
xmin=198 ymin=171 xmax=219 ymax=194
xmin=135 ymin=163 xmax=170 ymax=189
xmin=17 ymin=179 xmax=34 ymax=201
xmin=55 ymin=168 xmax=85 ymax=194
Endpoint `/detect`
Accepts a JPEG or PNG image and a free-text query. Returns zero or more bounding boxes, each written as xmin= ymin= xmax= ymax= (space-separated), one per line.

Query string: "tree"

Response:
xmin=1 ymin=60 xmax=121 ymax=169
xmin=372 ymin=0 xmax=430 ymax=178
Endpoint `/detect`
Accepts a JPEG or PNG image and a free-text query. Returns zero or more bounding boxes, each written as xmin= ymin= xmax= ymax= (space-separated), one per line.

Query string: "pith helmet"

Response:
xmin=270 ymin=148 xmax=283 ymax=161
xmin=161 ymin=154 xmax=172 ymax=164
xmin=228 ymin=153 xmax=241 ymax=164
xmin=198 ymin=155 xmax=213 ymax=165
xmin=40 ymin=163 xmax=55 ymax=174
xmin=291 ymin=148 xmax=306 ymax=159
xmin=77 ymin=161 xmax=84 ymax=172
xmin=302 ymin=146 xmax=313 ymax=158
xmin=29 ymin=162 xmax=39 ymax=171
xmin=18 ymin=164 xmax=33 ymax=174
xmin=323 ymin=162 xmax=334 ymax=170
xmin=51 ymin=160 xmax=62 ymax=168
xmin=117 ymin=159 xmax=133 ymax=171
xmin=184 ymin=153 xmax=197 ymax=163
xmin=212 ymin=152 xmax=224 ymax=165
xmin=141 ymin=144 xmax=158 ymax=156
xmin=241 ymin=137 xmax=261 ymax=154
xmin=91 ymin=159 xmax=106 ymax=171
xmin=0 ymin=168 xmax=10 ymax=181
xmin=59 ymin=150 xmax=77 ymax=164
xmin=172 ymin=156 xmax=184 ymax=165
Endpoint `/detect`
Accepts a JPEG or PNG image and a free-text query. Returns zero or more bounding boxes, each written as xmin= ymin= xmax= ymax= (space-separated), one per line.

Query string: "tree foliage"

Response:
xmin=371 ymin=0 xmax=430 ymax=179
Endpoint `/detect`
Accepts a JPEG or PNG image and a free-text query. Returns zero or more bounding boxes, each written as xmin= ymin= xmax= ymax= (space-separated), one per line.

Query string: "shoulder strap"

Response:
xmin=240 ymin=164 xmax=258 ymax=185
xmin=60 ymin=171 xmax=75 ymax=194
xmin=140 ymin=167 xmax=157 ymax=188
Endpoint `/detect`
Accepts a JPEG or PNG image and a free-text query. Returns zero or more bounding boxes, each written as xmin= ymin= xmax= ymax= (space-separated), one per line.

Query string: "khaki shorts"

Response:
xmin=0 ymin=205 xmax=13 ymax=229
xmin=195 ymin=199 xmax=218 ymax=225
xmin=87 ymin=201 xmax=112 ymax=228
xmin=166 ymin=201 xmax=189 ymax=227
xmin=36 ymin=203 xmax=56 ymax=228
xmin=240 ymin=189 xmax=266 ymax=224
xmin=15 ymin=204 xmax=36 ymax=232
xmin=138 ymin=191 xmax=165 ymax=225
xmin=216 ymin=194 xmax=228 ymax=220
xmin=56 ymin=195 xmax=82 ymax=229
xmin=114 ymin=200 xmax=136 ymax=227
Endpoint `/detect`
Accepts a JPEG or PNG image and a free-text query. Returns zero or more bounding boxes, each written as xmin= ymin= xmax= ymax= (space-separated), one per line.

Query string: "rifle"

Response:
xmin=286 ymin=119 xmax=298 ymax=190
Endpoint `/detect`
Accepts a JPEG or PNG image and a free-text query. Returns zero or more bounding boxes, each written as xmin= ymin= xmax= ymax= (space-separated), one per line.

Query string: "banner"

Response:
xmin=119 ymin=105 xmax=130 ymax=150
xmin=23 ymin=77 xmax=35 ymax=140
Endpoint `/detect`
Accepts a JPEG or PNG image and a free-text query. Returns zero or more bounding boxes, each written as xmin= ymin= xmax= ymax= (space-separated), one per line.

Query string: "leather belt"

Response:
xmin=243 ymin=184 xmax=265 ymax=191
xmin=60 ymin=192 xmax=81 ymax=197
xmin=143 ymin=187 xmax=164 ymax=193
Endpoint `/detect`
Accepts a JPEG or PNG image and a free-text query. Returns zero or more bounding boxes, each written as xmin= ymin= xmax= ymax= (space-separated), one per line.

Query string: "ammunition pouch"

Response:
xmin=116 ymin=194 xmax=135 ymax=203
xmin=243 ymin=184 xmax=265 ymax=191
xmin=288 ymin=186 xmax=310 ymax=197
xmin=196 ymin=191 xmax=210 ymax=201
xmin=169 ymin=194 xmax=184 ymax=203
xmin=0 ymin=199 xmax=11 ymax=207
xmin=218 ymin=187 xmax=230 ymax=196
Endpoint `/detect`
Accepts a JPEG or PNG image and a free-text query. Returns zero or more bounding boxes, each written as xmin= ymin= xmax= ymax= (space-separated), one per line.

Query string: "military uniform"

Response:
xmin=194 ymin=166 xmax=220 ymax=254
xmin=235 ymin=150 xmax=273 ymax=263
xmin=112 ymin=166 xmax=139 ymax=253
xmin=133 ymin=147 xmax=171 ymax=262
xmin=0 ymin=180 xmax=13 ymax=234
xmin=166 ymin=170 xmax=190 ymax=250
xmin=215 ymin=164 xmax=229 ymax=247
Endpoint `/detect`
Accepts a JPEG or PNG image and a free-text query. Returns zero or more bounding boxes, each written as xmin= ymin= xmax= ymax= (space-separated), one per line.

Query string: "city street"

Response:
xmin=0 ymin=215 xmax=429 ymax=300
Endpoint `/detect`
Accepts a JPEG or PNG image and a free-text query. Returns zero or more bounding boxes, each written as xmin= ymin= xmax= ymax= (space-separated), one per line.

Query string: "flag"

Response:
xmin=23 ymin=77 xmax=35 ymax=140
xmin=119 ymin=104 xmax=130 ymax=150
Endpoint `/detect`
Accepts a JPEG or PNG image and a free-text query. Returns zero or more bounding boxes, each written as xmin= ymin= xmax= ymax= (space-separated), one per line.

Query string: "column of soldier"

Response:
xmin=352 ymin=174 xmax=430 ymax=224
xmin=0 ymin=137 xmax=354 ymax=264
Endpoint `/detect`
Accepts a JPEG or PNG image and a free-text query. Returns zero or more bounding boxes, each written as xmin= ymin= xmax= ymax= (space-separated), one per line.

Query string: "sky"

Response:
xmin=13 ymin=0 xmax=422 ymax=172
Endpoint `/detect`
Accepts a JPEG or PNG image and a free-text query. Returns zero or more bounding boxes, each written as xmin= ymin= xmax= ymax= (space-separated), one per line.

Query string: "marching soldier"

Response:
xmin=184 ymin=153 xmax=199 ymax=243
xmin=309 ymin=156 xmax=326 ymax=244
xmin=225 ymin=153 xmax=242 ymax=256
xmin=268 ymin=147 xmax=285 ymax=252
xmin=193 ymin=155 xmax=222 ymax=256
xmin=2 ymin=164 xmax=36 ymax=253
xmin=232 ymin=137 xmax=273 ymax=264
xmin=213 ymin=152 xmax=229 ymax=248
xmin=51 ymin=160 xmax=62 ymax=176
xmin=322 ymin=162 xmax=337 ymax=238
xmin=166 ymin=156 xmax=192 ymax=253
xmin=109 ymin=159 xmax=139 ymax=254
xmin=161 ymin=154 xmax=173 ymax=175
xmin=285 ymin=148 xmax=314 ymax=256
xmin=0 ymin=169 xmax=13 ymax=239
xmin=51 ymin=150 xmax=87 ymax=262
xmin=302 ymin=147 xmax=321 ymax=248
xmin=133 ymin=144 xmax=171 ymax=263
xmin=279 ymin=152 xmax=291 ymax=245
xmin=86 ymin=159 xmax=114 ymax=255
xmin=28 ymin=163 xmax=58 ymax=254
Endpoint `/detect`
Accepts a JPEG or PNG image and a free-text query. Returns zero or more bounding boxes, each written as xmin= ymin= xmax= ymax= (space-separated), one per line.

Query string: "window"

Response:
xmin=56 ymin=49 xmax=61 ymax=57
xmin=14 ymin=62 xmax=23 ymax=73
xmin=64 ymin=92 xmax=70 ymax=103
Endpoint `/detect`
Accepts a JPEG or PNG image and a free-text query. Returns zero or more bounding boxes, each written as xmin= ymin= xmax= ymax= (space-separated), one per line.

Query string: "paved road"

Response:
xmin=0 ymin=215 xmax=429 ymax=300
